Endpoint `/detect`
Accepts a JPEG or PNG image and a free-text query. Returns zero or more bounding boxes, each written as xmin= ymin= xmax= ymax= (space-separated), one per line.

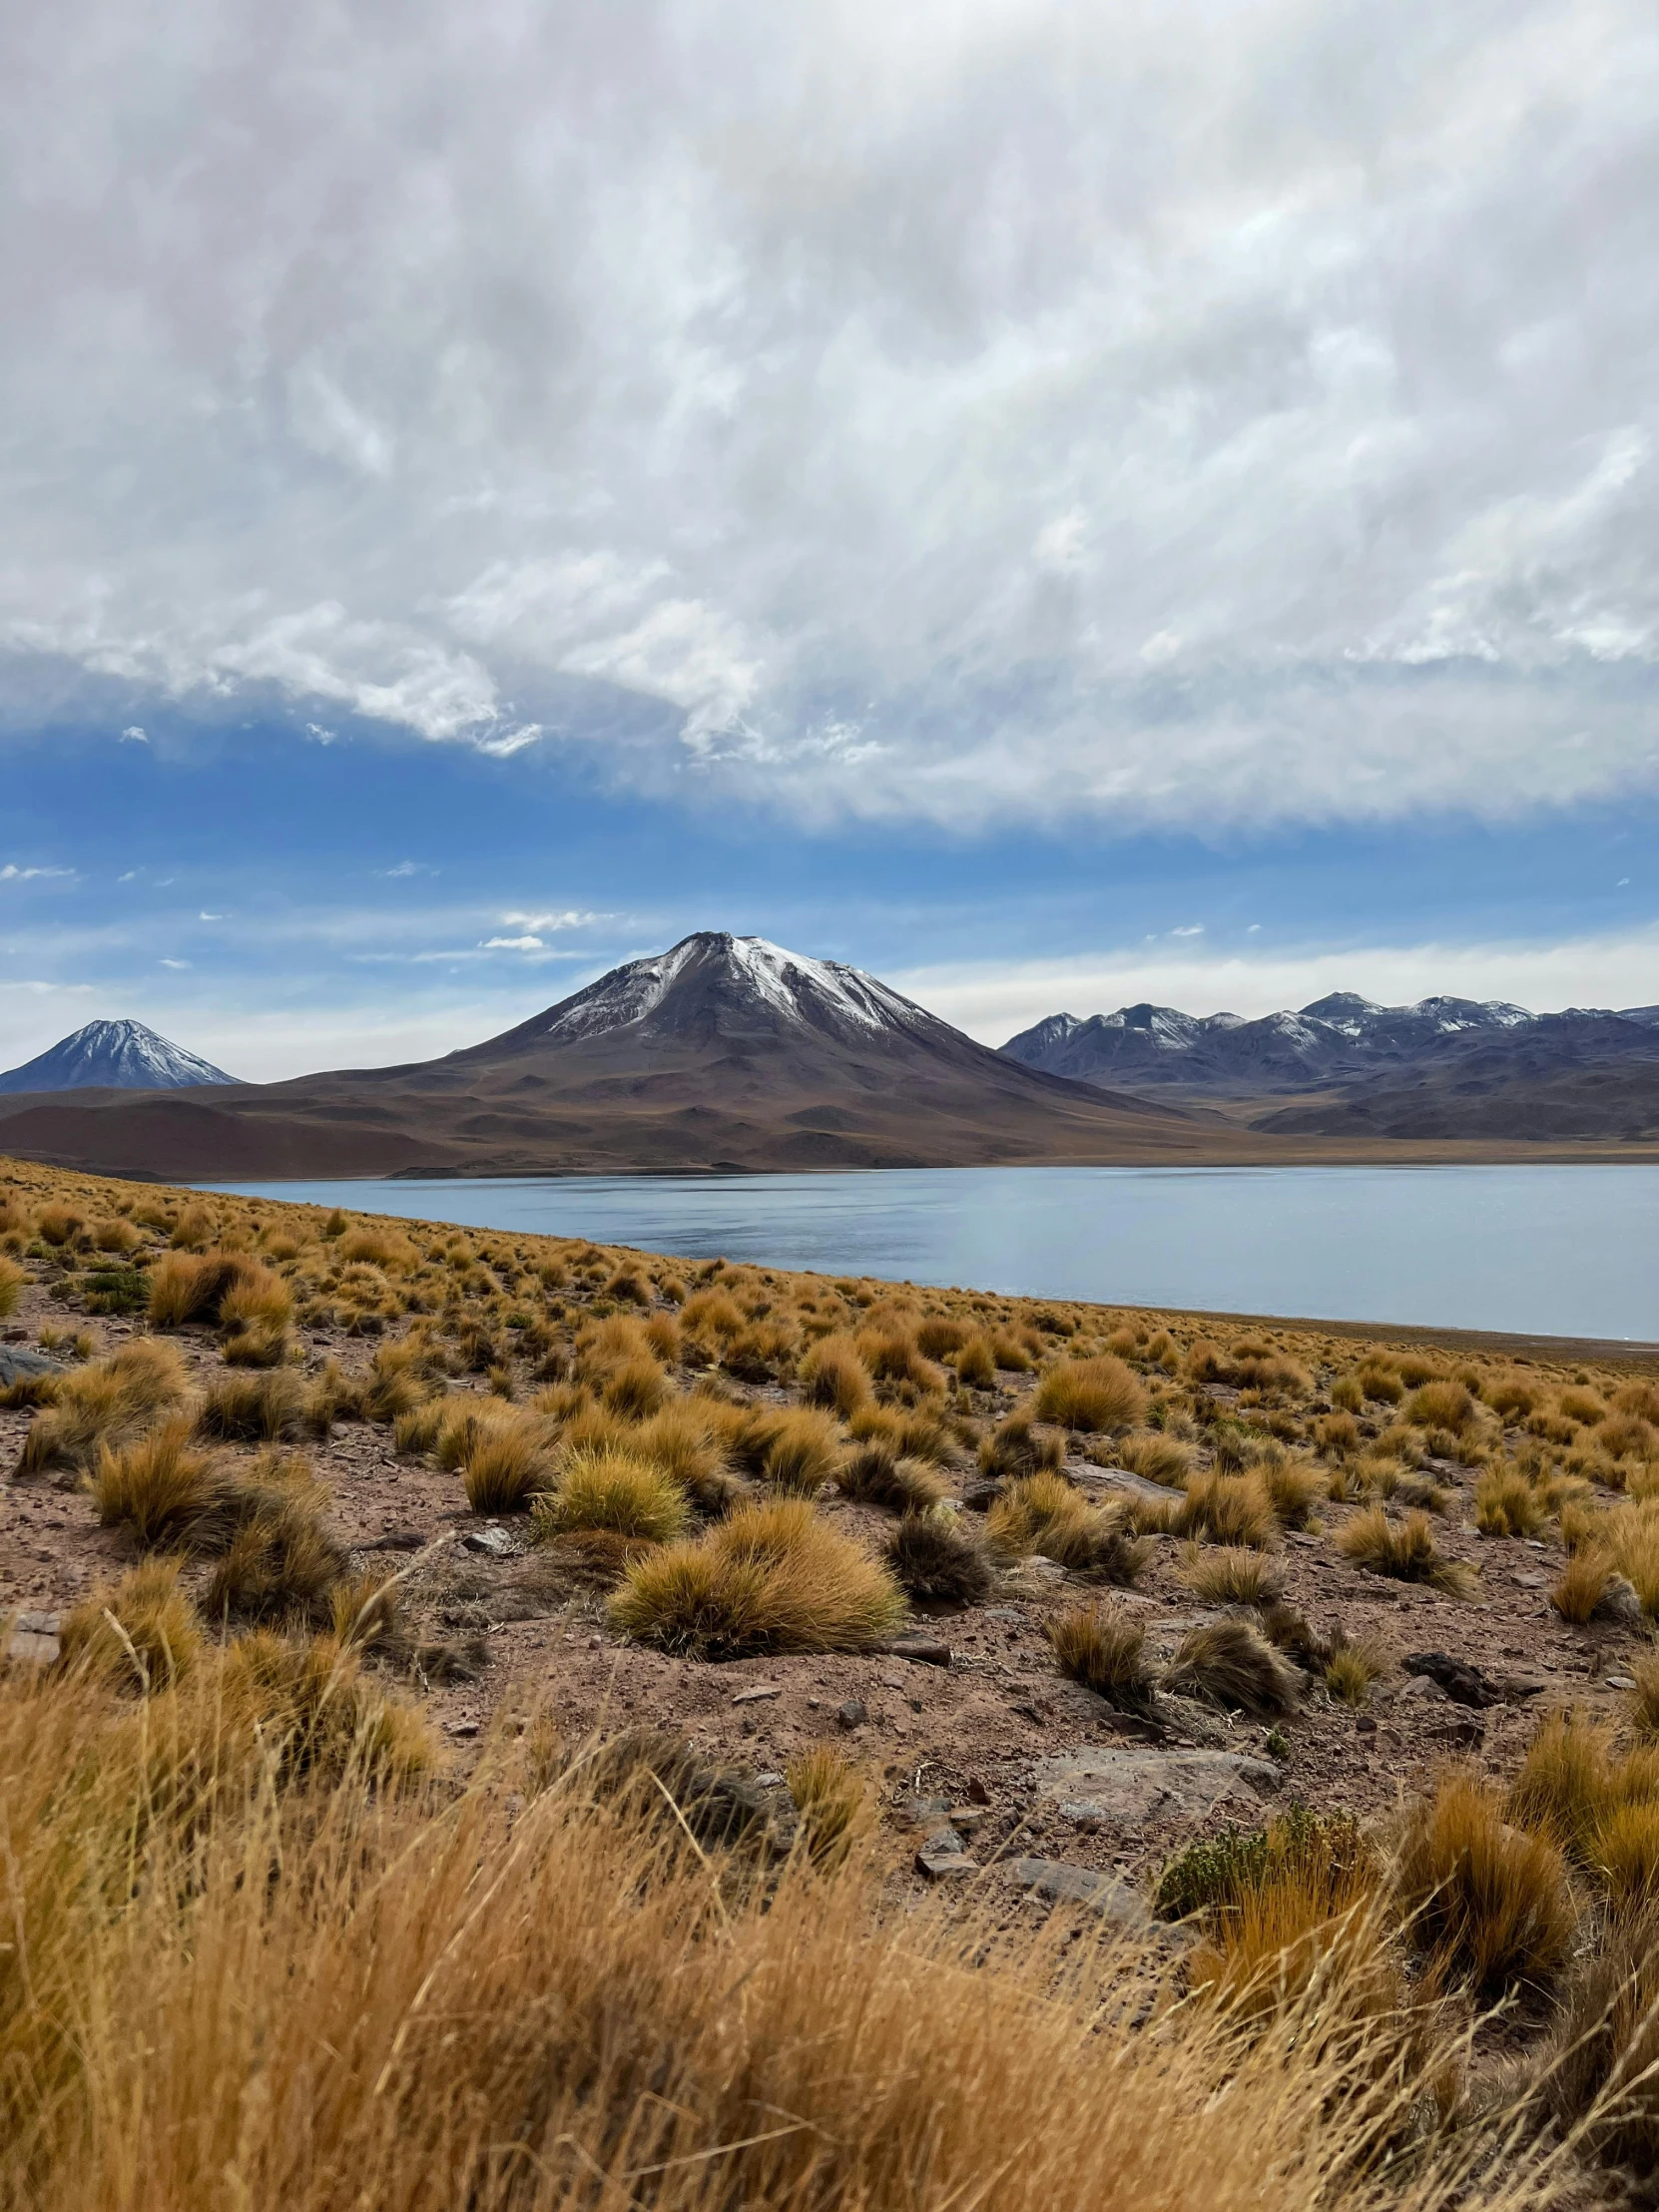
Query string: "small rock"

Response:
xmin=1511 ymin=1572 xmax=1547 ymax=1589
xmin=882 ymin=1635 xmax=950 ymax=1667
xmin=960 ymin=1480 xmax=1002 ymax=1512
xmin=915 ymin=1845 xmax=977 ymax=1881
xmin=981 ymin=1607 xmax=1024 ymax=1624
xmin=949 ymin=1806 xmax=987 ymax=1832
xmin=368 ymin=1527 xmax=426 ymax=1551
xmin=756 ymin=1771 xmax=785 ymax=1787
xmin=1403 ymin=1651 xmax=1498 ymax=1708
xmin=462 ymin=1525 xmax=517 ymax=1557
xmin=446 ymin=1720 xmax=480 ymax=1738
xmin=0 ymin=1347 xmax=64 ymax=1387
xmin=731 ymin=1684 xmax=782 ymax=1705
xmin=1009 ymin=1858 xmax=1150 ymax=1928
xmin=1355 ymin=1714 xmax=1378 ymax=1735
xmin=835 ymin=1699 xmax=866 ymax=1730
xmin=966 ymin=1774 xmax=992 ymax=1804
xmin=1059 ymin=1799 xmax=1108 ymax=1829
xmin=1606 ymin=1674 xmax=1638 ymax=1692
xmin=5 ymin=1610 xmax=61 ymax=1667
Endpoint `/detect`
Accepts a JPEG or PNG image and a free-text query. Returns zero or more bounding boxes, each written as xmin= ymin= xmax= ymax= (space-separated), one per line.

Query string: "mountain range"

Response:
xmin=0 ymin=934 xmax=1225 ymax=1179
xmin=0 ymin=1019 xmax=238 ymax=1095
xmin=1001 ymin=992 xmax=1659 ymax=1140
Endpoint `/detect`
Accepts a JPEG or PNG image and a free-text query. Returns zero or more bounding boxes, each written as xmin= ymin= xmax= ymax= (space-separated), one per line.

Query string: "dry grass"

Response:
xmin=977 ymin=1408 xmax=1063 ymax=1480
xmin=725 ymin=1403 xmax=842 ymax=1493
xmin=1545 ymin=1906 xmax=1659 ymax=2183
xmin=799 ymin=1332 xmax=873 ymax=1415
xmin=1032 ymin=1352 xmax=1145 ymax=1433
xmin=0 ymin=1255 xmax=22 ymax=1319
xmin=196 ymin=1367 xmax=310 ymax=1443
xmin=1626 ymin=1650 xmax=1659 ymax=1739
xmin=532 ymin=1445 xmax=690 ymax=1545
xmin=1177 ymin=1470 xmax=1276 ymax=1549
xmin=460 ymin=1413 xmax=554 ymax=1513
xmin=204 ymin=1482 xmax=349 ymax=1627
xmin=1548 ymin=1546 xmax=1619 ymax=1624
xmin=17 ymin=1339 xmax=189 ymax=1476
xmin=987 ymin=1471 xmax=1150 ymax=1582
xmin=1605 ymin=1498 xmax=1659 ymax=1615
xmin=1475 ymin=1465 xmax=1548 ymax=1538
xmin=1164 ymin=1617 xmax=1301 ymax=1716
xmin=1325 ymin=1635 xmax=1388 ymax=1707
xmin=609 ymin=1496 xmax=904 ymax=1658
xmin=785 ymin=1743 xmax=872 ymax=1867
xmin=1179 ymin=1544 xmax=1284 ymax=1606
xmin=0 ymin=1656 xmax=1560 ymax=2212
xmin=1047 ymin=1598 xmax=1157 ymax=1713
xmin=1394 ymin=1767 xmax=1574 ymax=1999
xmin=837 ymin=1438 xmax=948 ymax=1513
xmin=89 ymin=1415 xmax=218 ymax=1547
xmin=885 ymin=1510 xmax=993 ymax=1605
xmin=58 ymin=1557 xmax=202 ymax=1689
xmin=1114 ymin=1430 xmax=1192 ymax=1486
xmin=1336 ymin=1505 xmax=1476 ymax=1595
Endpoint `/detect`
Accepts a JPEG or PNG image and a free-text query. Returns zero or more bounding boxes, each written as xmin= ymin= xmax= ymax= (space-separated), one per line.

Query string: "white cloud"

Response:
xmin=159 ymin=957 xmax=191 ymax=969
xmin=499 ymin=908 xmax=607 ymax=932
xmin=0 ymin=863 xmax=73 ymax=880
xmin=1 ymin=1 xmax=1657 ymax=826
xmin=481 ymin=934 xmax=543 ymax=950
xmin=119 ymin=725 xmax=147 ymax=743
xmin=893 ymin=928 xmax=1659 ymax=1043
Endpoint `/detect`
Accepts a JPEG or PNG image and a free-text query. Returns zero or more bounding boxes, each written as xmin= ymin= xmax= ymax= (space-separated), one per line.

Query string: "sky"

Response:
xmin=3 ymin=0 xmax=1658 ymax=1080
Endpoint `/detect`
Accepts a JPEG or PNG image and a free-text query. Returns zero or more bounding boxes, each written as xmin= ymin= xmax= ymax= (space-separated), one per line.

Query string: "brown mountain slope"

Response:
xmin=0 ymin=933 xmax=1263 ymax=1179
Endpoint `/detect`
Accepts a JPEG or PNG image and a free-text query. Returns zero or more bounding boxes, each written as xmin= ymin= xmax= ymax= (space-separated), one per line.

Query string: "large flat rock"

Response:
xmin=1034 ymin=1745 xmax=1279 ymax=1829
xmin=0 ymin=1347 xmax=64 ymax=1387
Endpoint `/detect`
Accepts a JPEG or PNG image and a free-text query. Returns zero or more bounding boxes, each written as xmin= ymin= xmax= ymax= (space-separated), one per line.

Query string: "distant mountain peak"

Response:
xmin=0 ymin=1018 xmax=240 ymax=1095
xmin=469 ymin=930 xmax=960 ymax=1059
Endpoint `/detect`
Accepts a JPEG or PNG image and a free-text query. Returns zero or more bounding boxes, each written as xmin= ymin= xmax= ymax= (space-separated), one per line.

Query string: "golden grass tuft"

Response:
xmin=1177 ymin=1470 xmax=1276 ymax=1549
xmin=1179 ymin=1543 xmax=1284 ymax=1606
xmin=987 ymin=1470 xmax=1150 ymax=1582
xmin=836 ymin=1438 xmax=948 ymax=1513
xmin=977 ymin=1407 xmax=1063 ymax=1481
xmin=1047 ymin=1598 xmax=1156 ymax=1712
xmin=0 ymin=1254 xmax=22 ymax=1319
xmin=90 ymin=1415 xmax=217 ymax=1547
xmin=785 ymin=1744 xmax=872 ymax=1868
xmin=58 ymin=1557 xmax=202 ymax=1690
xmin=1164 ymin=1617 xmax=1301 ymax=1716
xmin=1336 ymin=1505 xmax=1476 ymax=1595
xmin=1474 ymin=1464 xmax=1547 ymax=1538
xmin=1325 ymin=1634 xmax=1388 ymax=1707
xmin=725 ymin=1403 xmax=842 ymax=1493
xmin=799 ymin=1332 xmax=874 ymax=1415
xmin=1032 ymin=1353 xmax=1146 ymax=1433
xmin=17 ymin=1339 xmax=189 ymax=1476
xmin=1394 ymin=1767 xmax=1574 ymax=1999
xmin=1549 ymin=1545 xmax=1619 ymax=1624
xmin=610 ymin=1496 xmax=904 ymax=1659
xmin=532 ymin=1445 xmax=690 ymax=1545
xmin=196 ymin=1366 xmax=310 ymax=1443
xmin=460 ymin=1412 xmax=554 ymax=1513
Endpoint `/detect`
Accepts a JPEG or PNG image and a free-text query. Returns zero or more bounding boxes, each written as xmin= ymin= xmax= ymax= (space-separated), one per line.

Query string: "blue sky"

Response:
xmin=3 ymin=1 xmax=1658 ymax=1077
xmin=4 ymin=707 xmax=1657 ymax=1079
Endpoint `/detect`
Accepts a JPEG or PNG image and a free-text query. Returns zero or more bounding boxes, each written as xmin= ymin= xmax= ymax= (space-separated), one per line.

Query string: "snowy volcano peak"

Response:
xmin=488 ymin=931 xmax=957 ymax=1055
xmin=0 ymin=1019 xmax=240 ymax=1094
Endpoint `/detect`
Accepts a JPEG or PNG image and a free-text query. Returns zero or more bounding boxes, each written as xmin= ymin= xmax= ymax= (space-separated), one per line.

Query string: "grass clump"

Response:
xmin=1047 ymin=1598 xmax=1156 ymax=1713
xmin=1395 ymin=1768 xmax=1573 ymax=1999
xmin=885 ymin=1511 xmax=992 ymax=1605
xmin=1164 ymin=1617 xmax=1301 ymax=1716
xmin=204 ymin=1481 xmax=350 ymax=1628
xmin=1177 ymin=1471 xmax=1275 ymax=1549
xmin=610 ymin=1497 xmax=904 ymax=1659
xmin=1324 ymin=1632 xmax=1389 ymax=1707
xmin=59 ymin=1558 xmax=202 ymax=1691
xmin=988 ymin=1471 xmax=1150 ymax=1583
xmin=1033 ymin=1353 xmax=1145 ymax=1433
xmin=799 ymin=1334 xmax=872 ymax=1416
xmin=1179 ymin=1544 xmax=1284 ymax=1607
xmin=1473 ymin=1465 xmax=1547 ymax=1538
xmin=786 ymin=1745 xmax=871 ymax=1868
xmin=977 ymin=1408 xmax=1063 ymax=1482
xmin=726 ymin=1405 xmax=842 ymax=1494
xmin=18 ymin=1340 xmax=190 ymax=1477
xmin=90 ymin=1416 xmax=218 ymax=1547
xmin=0 ymin=1254 xmax=23 ymax=1318
xmin=1336 ymin=1506 xmax=1475 ymax=1595
xmin=196 ymin=1368 xmax=311 ymax=1444
xmin=837 ymin=1439 xmax=947 ymax=1513
xmin=460 ymin=1413 xmax=554 ymax=1513
xmin=532 ymin=1445 xmax=690 ymax=1545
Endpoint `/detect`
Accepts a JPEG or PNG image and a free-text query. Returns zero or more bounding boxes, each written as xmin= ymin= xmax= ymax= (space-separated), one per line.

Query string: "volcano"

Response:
xmin=0 ymin=933 xmax=1236 ymax=1180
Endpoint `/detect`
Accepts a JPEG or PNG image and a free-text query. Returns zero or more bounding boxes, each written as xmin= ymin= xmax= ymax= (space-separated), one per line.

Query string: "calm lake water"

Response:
xmin=195 ymin=1165 xmax=1659 ymax=1343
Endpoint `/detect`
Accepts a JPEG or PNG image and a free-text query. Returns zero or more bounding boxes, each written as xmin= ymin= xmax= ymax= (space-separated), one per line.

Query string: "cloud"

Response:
xmin=0 ymin=863 xmax=73 ymax=881
xmin=381 ymin=859 xmax=430 ymax=878
xmin=481 ymin=934 xmax=543 ymax=950
xmin=499 ymin=908 xmax=608 ymax=932
xmin=892 ymin=926 xmax=1659 ymax=1043
xmin=159 ymin=957 xmax=191 ymax=969
xmin=119 ymin=725 xmax=148 ymax=743
xmin=1 ymin=1 xmax=1657 ymax=829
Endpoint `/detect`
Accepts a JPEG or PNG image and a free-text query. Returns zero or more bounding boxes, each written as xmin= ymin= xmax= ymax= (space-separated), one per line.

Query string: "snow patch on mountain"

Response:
xmin=0 ymin=1019 xmax=240 ymax=1094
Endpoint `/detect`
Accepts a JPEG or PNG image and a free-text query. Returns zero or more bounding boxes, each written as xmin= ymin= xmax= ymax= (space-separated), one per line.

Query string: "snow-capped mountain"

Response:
xmin=460 ymin=932 xmax=967 ymax=1060
xmin=0 ymin=1020 xmax=240 ymax=1095
xmin=1001 ymin=992 xmax=1656 ymax=1098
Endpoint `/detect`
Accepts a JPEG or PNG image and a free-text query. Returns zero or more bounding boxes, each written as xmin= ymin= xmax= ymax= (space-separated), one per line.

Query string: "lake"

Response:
xmin=194 ymin=1164 xmax=1659 ymax=1344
